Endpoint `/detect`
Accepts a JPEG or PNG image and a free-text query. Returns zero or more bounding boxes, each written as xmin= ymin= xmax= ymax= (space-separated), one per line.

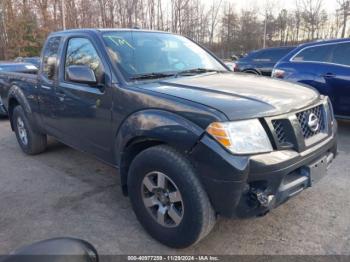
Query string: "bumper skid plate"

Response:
xmin=277 ymin=152 xmax=334 ymax=206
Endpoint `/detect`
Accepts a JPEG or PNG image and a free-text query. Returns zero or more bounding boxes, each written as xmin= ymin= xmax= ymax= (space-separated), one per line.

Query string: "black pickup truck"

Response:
xmin=0 ymin=29 xmax=337 ymax=248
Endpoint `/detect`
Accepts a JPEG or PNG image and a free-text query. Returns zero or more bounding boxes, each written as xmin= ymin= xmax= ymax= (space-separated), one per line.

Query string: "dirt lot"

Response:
xmin=0 ymin=118 xmax=349 ymax=255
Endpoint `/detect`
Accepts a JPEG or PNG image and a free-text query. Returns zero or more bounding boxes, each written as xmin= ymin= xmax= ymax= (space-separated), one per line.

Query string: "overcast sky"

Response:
xmin=203 ymin=0 xmax=338 ymax=17
xmin=235 ymin=0 xmax=337 ymax=11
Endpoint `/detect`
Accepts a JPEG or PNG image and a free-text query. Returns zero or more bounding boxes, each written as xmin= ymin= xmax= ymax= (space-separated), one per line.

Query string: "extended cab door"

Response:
xmin=38 ymin=36 xmax=63 ymax=135
xmin=54 ymin=36 xmax=115 ymax=162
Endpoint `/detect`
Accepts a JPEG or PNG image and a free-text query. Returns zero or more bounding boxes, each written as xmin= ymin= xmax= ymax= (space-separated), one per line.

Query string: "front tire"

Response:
xmin=12 ymin=105 xmax=47 ymax=155
xmin=128 ymin=145 xmax=216 ymax=248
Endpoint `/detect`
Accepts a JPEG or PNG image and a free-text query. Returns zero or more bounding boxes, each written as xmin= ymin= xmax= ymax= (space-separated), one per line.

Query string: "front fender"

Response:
xmin=115 ymin=109 xmax=204 ymax=165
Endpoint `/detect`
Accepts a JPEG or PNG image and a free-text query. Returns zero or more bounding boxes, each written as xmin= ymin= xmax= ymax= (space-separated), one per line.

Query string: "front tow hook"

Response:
xmin=251 ymin=188 xmax=276 ymax=210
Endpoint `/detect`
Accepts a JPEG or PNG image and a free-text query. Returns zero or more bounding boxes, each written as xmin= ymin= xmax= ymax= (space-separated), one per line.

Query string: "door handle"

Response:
xmin=321 ymin=73 xmax=336 ymax=79
xmin=56 ymin=90 xmax=66 ymax=102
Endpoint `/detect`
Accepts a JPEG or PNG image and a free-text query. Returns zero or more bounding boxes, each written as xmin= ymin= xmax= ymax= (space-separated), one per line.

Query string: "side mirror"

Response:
xmin=3 ymin=237 xmax=99 ymax=262
xmin=66 ymin=65 xmax=97 ymax=85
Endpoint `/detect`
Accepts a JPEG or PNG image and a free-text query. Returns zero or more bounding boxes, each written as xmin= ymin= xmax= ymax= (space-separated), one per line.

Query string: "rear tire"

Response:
xmin=128 ymin=145 xmax=216 ymax=248
xmin=12 ymin=105 xmax=47 ymax=155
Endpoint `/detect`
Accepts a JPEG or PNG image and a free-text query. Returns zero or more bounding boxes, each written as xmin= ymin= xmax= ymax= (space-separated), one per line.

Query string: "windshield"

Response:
xmin=102 ymin=31 xmax=226 ymax=81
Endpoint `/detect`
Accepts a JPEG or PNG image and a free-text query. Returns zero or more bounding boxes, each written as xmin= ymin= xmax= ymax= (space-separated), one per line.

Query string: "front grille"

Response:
xmin=272 ymin=120 xmax=287 ymax=144
xmin=269 ymin=103 xmax=329 ymax=151
xmin=296 ymin=105 xmax=325 ymax=139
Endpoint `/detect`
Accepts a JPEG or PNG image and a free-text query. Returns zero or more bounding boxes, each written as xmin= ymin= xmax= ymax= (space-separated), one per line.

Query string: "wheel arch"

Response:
xmin=114 ymin=109 xmax=204 ymax=195
xmin=7 ymin=85 xmax=29 ymax=131
xmin=7 ymin=85 xmax=40 ymax=132
xmin=243 ymin=69 xmax=261 ymax=75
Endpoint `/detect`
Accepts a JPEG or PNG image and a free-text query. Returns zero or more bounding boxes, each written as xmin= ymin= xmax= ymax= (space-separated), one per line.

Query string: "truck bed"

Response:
xmin=0 ymin=71 xmax=38 ymax=112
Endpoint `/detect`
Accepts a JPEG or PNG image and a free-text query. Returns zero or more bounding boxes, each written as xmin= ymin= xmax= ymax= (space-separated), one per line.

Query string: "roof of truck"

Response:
xmin=51 ymin=28 xmax=170 ymax=36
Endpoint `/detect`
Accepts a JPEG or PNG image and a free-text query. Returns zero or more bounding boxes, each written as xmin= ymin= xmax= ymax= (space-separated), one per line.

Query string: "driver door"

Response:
xmin=54 ymin=36 xmax=115 ymax=162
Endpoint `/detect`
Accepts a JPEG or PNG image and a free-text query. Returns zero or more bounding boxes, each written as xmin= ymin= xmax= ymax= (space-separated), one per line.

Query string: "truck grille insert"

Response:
xmin=296 ymin=105 xmax=325 ymax=139
xmin=270 ymin=104 xmax=328 ymax=149
xmin=272 ymin=120 xmax=287 ymax=144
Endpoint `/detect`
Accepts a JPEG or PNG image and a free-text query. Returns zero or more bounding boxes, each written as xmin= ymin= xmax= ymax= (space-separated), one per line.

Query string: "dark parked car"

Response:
xmin=272 ymin=38 xmax=350 ymax=119
xmin=233 ymin=46 xmax=295 ymax=76
xmin=14 ymin=56 xmax=41 ymax=68
xmin=0 ymin=62 xmax=38 ymax=116
xmin=0 ymin=29 xmax=337 ymax=248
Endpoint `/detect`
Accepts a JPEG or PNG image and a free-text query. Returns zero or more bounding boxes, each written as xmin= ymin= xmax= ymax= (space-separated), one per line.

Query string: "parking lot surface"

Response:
xmin=0 ymin=118 xmax=349 ymax=255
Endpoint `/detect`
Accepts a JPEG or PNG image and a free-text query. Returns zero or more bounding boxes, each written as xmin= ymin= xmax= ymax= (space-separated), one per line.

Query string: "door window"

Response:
xmin=331 ymin=42 xmax=350 ymax=66
xmin=292 ymin=44 xmax=334 ymax=63
xmin=65 ymin=38 xmax=104 ymax=83
xmin=42 ymin=36 xmax=61 ymax=81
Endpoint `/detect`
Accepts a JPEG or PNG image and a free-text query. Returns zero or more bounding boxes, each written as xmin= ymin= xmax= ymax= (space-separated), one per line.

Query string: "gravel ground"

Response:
xmin=0 ymin=118 xmax=349 ymax=255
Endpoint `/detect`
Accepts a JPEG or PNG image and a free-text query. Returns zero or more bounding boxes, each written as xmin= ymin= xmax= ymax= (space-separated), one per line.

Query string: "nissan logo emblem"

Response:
xmin=307 ymin=113 xmax=320 ymax=132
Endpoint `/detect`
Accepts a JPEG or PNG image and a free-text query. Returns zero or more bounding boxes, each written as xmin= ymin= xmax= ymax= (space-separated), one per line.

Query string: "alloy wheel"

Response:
xmin=17 ymin=117 xmax=28 ymax=145
xmin=141 ymin=171 xmax=184 ymax=227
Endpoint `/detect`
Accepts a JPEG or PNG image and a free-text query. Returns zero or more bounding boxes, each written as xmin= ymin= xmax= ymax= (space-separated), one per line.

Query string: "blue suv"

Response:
xmin=272 ymin=38 xmax=350 ymax=118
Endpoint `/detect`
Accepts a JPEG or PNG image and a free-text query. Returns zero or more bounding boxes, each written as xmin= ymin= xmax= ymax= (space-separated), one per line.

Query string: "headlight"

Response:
xmin=206 ymin=119 xmax=273 ymax=154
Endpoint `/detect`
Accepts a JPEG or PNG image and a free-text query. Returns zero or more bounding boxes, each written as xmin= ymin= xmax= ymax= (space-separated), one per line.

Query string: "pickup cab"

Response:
xmin=0 ymin=29 xmax=337 ymax=248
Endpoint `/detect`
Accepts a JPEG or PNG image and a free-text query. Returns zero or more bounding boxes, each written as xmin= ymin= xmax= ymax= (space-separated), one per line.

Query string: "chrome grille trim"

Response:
xmin=267 ymin=101 xmax=331 ymax=152
xmin=296 ymin=105 xmax=325 ymax=139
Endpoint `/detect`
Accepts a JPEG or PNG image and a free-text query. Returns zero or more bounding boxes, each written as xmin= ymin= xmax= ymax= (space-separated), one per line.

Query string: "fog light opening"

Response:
xmin=250 ymin=188 xmax=276 ymax=209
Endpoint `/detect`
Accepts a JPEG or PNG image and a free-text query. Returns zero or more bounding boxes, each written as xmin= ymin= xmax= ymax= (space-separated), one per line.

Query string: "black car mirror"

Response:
xmin=3 ymin=237 xmax=99 ymax=262
xmin=66 ymin=65 xmax=97 ymax=85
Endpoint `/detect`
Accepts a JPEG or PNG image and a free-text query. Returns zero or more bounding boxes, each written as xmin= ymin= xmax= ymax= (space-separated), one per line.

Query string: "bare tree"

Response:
xmin=301 ymin=0 xmax=324 ymax=40
xmin=0 ymin=0 xmax=343 ymax=61
xmin=208 ymin=0 xmax=223 ymax=45
xmin=337 ymin=0 xmax=350 ymax=38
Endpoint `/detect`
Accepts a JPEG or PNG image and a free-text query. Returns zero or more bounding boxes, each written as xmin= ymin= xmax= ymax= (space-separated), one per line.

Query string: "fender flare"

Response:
xmin=7 ymin=85 xmax=33 ymax=114
xmin=7 ymin=85 xmax=39 ymax=132
xmin=114 ymin=109 xmax=205 ymax=193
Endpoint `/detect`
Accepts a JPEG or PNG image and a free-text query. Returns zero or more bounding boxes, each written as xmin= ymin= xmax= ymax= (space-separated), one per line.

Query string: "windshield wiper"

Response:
xmin=130 ymin=72 xmax=175 ymax=80
xmin=174 ymin=68 xmax=222 ymax=77
xmin=129 ymin=68 xmax=223 ymax=81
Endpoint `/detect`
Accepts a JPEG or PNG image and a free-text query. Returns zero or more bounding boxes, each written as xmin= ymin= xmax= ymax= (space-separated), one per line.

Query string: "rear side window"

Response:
xmin=42 ymin=36 xmax=61 ymax=80
xmin=292 ymin=44 xmax=333 ymax=63
xmin=65 ymin=38 xmax=104 ymax=82
xmin=331 ymin=42 xmax=350 ymax=66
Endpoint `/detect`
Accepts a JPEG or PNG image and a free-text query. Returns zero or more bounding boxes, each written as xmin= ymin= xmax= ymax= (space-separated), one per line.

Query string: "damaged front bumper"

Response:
xmin=189 ymin=128 xmax=337 ymax=218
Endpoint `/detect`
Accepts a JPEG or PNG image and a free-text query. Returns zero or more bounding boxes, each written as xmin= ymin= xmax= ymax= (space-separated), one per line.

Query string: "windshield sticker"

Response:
xmin=105 ymin=36 xmax=134 ymax=49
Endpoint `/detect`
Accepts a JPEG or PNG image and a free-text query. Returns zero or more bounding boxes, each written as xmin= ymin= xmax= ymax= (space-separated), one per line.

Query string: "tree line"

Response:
xmin=0 ymin=0 xmax=349 ymax=60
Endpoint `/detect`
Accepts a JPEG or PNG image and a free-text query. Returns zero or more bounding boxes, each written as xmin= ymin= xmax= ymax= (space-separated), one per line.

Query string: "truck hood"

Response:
xmin=140 ymin=73 xmax=319 ymax=120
